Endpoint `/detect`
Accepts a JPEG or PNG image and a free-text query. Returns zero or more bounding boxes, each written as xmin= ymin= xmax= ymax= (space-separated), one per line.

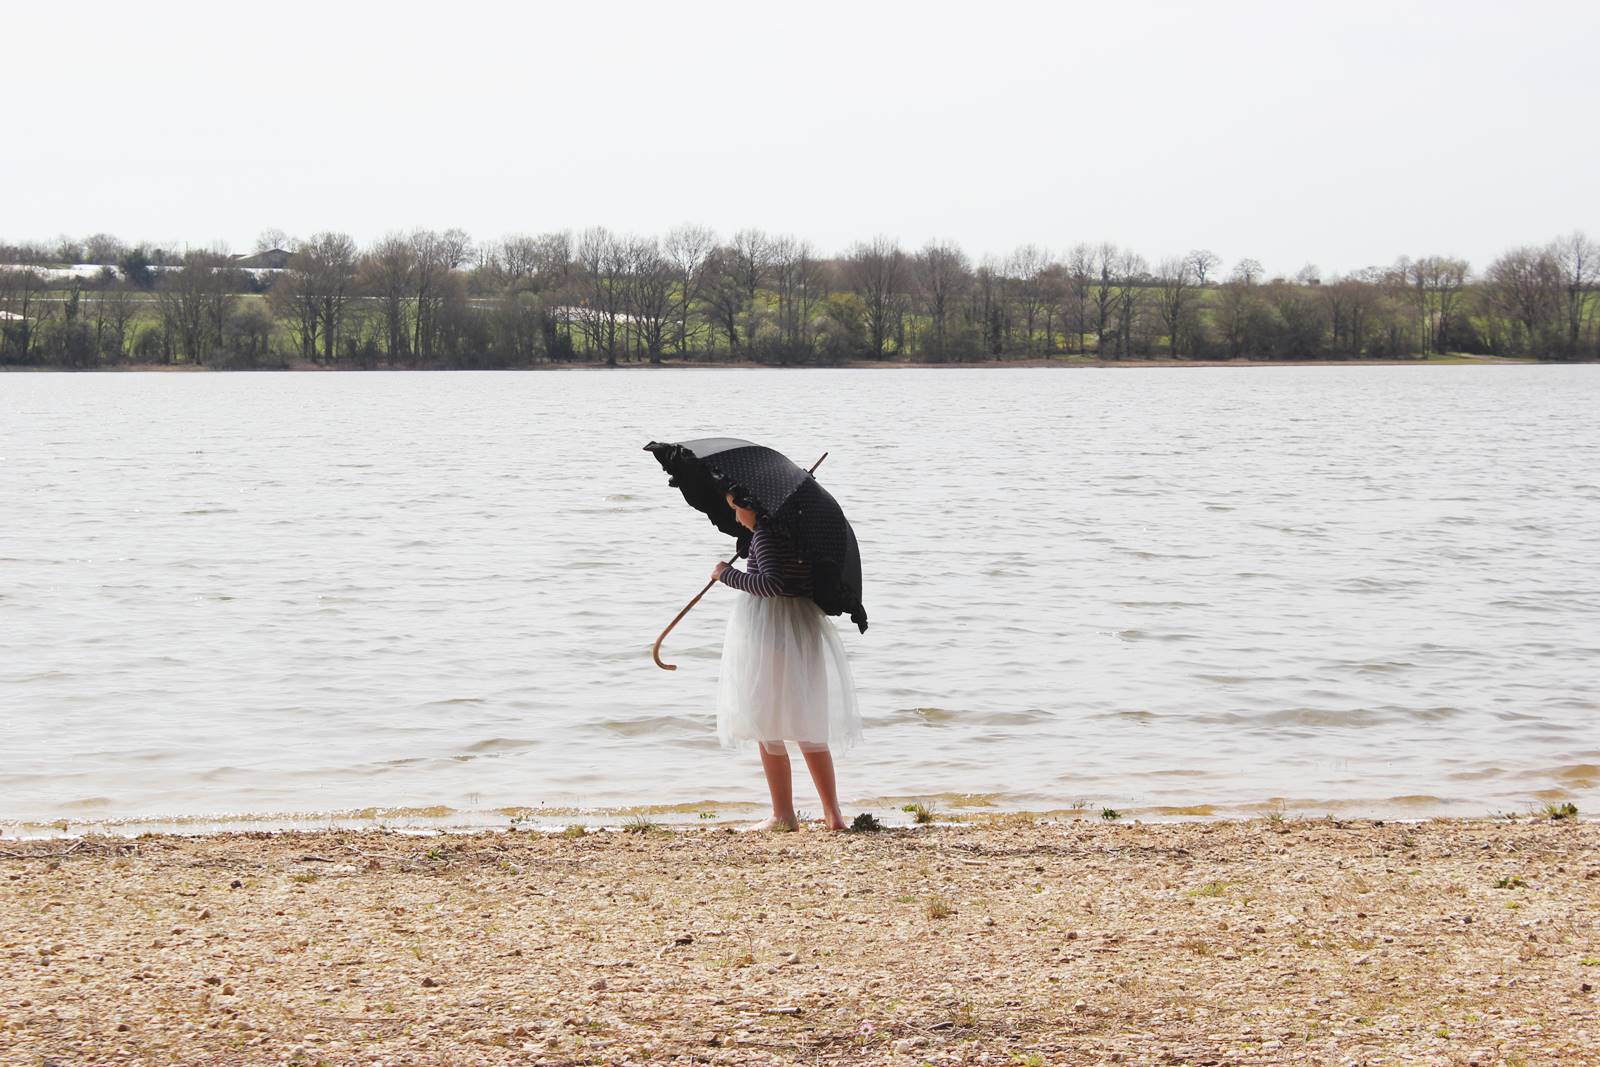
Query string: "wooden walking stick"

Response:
xmin=652 ymin=452 xmax=827 ymax=671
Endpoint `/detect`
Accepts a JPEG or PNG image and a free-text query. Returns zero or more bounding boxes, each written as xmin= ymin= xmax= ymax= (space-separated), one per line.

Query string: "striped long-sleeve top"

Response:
xmin=719 ymin=524 xmax=814 ymax=598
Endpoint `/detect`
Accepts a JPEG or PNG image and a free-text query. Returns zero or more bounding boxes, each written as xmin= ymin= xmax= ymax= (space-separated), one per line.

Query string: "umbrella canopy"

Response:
xmin=644 ymin=438 xmax=868 ymax=633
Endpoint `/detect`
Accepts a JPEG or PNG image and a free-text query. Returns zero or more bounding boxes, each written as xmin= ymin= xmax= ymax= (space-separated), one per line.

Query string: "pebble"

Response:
xmin=589 ymin=978 xmax=607 ymax=991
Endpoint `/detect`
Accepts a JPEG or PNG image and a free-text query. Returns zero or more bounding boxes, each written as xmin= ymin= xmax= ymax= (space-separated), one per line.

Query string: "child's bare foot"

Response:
xmin=741 ymin=815 xmax=798 ymax=833
xmin=823 ymin=812 xmax=849 ymax=831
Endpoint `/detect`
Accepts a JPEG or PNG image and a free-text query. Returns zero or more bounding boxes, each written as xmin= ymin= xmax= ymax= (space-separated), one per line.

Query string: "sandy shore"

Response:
xmin=3 ymin=817 xmax=1596 ymax=1065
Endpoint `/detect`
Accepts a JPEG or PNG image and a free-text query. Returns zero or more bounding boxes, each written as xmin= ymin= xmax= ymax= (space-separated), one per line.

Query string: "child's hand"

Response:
xmin=711 ymin=561 xmax=730 ymax=583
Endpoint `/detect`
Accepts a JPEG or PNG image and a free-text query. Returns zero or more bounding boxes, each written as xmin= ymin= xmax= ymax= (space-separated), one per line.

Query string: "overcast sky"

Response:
xmin=7 ymin=0 xmax=1597 ymax=276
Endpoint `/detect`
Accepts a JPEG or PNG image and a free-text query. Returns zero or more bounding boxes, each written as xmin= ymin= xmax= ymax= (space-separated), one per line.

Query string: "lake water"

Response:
xmin=3 ymin=366 xmax=1597 ymax=835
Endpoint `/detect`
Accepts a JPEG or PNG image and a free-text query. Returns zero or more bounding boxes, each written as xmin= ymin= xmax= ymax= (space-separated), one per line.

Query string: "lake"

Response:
xmin=2 ymin=366 xmax=1597 ymax=834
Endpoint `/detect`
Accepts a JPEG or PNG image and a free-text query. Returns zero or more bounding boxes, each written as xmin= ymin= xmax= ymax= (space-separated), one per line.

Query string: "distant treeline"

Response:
xmin=1 ymin=228 xmax=1596 ymax=369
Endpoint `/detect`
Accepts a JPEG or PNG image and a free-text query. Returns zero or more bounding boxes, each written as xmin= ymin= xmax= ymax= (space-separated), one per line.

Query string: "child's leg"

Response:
xmin=798 ymin=743 xmax=847 ymax=830
xmin=746 ymin=741 xmax=797 ymax=831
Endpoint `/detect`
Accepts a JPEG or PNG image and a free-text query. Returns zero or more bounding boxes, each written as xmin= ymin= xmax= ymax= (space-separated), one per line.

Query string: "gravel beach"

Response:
xmin=3 ymin=817 xmax=1596 ymax=1065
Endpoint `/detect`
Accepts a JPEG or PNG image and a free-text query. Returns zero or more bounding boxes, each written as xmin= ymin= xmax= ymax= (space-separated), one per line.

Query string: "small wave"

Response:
xmin=463 ymin=737 xmax=539 ymax=754
xmin=1257 ymin=707 xmax=1388 ymax=727
xmin=1545 ymin=763 xmax=1600 ymax=785
xmin=1386 ymin=794 xmax=1446 ymax=807
xmin=1115 ymin=629 xmax=1194 ymax=642
xmin=1445 ymin=766 xmax=1505 ymax=781
xmin=594 ymin=714 xmax=705 ymax=737
xmin=964 ymin=708 xmax=1051 ymax=726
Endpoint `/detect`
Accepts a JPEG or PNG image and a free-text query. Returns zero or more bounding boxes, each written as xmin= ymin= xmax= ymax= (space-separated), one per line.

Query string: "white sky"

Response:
xmin=7 ymin=0 xmax=1597 ymax=277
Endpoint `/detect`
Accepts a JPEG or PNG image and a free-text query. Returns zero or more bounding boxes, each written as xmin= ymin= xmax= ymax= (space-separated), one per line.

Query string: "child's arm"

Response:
xmin=717 ymin=530 xmax=784 ymax=597
xmin=719 ymin=563 xmax=783 ymax=597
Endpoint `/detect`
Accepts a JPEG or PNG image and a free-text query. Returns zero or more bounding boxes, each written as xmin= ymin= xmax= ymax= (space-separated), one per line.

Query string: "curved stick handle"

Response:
xmin=652 ymin=451 xmax=829 ymax=671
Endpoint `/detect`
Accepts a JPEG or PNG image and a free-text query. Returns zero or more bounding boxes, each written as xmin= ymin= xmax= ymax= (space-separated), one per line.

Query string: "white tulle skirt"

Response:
xmin=717 ymin=593 xmax=861 ymax=753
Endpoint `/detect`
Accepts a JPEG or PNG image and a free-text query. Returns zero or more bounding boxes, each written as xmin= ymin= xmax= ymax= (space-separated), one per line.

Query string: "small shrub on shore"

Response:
xmin=623 ymin=814 xmax=657 ymax=835
xmin=901 ymin=801 xmax=937 ymax=824
xmin=1100 ymin=808 xmax=1122 ymax=821
xmin=925 ymin=895 xmax=956 ymax=919
xmin=850 ymin=813 xmax=883 ymax=832
xmin=560 ymin=825 xmax=586 ymax=839
xmin=1187 ymin=881 xmax=1229 ymax=898
xmin=1493 ymin=875 xmax=1526 ymax=889
xmin=1541 ymin=802 xmax=1578 ymax=820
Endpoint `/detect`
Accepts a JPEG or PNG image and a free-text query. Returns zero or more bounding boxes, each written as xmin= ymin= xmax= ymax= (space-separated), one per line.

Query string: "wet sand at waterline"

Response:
xmin=4 ymin=818 xmax=1597 ymax=1065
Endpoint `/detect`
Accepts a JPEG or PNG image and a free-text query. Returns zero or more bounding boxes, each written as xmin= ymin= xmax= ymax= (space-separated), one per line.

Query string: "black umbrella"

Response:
xmin=644 ymin=437 xmax=868 ymax=669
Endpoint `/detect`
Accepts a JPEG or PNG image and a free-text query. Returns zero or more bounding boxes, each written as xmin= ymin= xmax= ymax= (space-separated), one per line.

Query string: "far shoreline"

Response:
xmin=0 ymin=353 xmax=1574 ymax=373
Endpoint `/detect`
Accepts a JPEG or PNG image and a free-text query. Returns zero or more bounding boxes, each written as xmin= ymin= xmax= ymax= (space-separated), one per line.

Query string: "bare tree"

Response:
xmin=106 ymin=286 xmax=138 ymax=362
xmin=574 ymin=227 xmax=627 ymax=366
xmin=1414 ymin=256 xmax=1469 ymax=354
xmin=845 ymin=236 xmax=904 ymax=359
xmin=1230 ymin=258 xmax=1264 ymax=286
xmin=915 ymin=240 xmax=970 ymax=362
xmin=1550 ymin=231 xmax=1599 ymax=356
xmin=410 ymin=229 xmax=473 ymax=362
xmin=0 ymin=268 xmax=51 ymax=362
xmin=624 ymin=235 xmax=674 ymax=364
xmin=268 ymin=261 xmax=321 ymax=362
xmin=960 ymin=259 xmax=998 ymax=356
xmin=1091 ymin=243 xmax=1120 ymax=356
xmin=1111 ymin=249 xmax=1149 ymax=358
xmin=1156 ymin=256 xmax=1195 ymax=357
xmin=729 ymin=228 xmax=772 ymax=349
xmin=158 ymin=251 xmax=236 ymax=365
xmin=359 ymin=234 xmax=417 ymax=365
xmin=664 ymin=224 xmax=714 ymax=355
xmin=1485 ymin=246 xmax=1564 ymax=355
xmin=768 ymin=235 xmax=821 ymax=362
xmin=255 ymin=229 xmax=290 ymax=254
xmin=299 ymin=232 xmax=358 ymax=364
xmin=1007 ymin=244 xmax=1050 ymax=355
xmin=484 ymin=234 xmax=542 ymax=291
xmin=1062 ymin=243 xmax=1094 ymax=355
xmin=700 ymin=246 xmax=746 ymax=357
xmin=83 ymin=233 xmax=128 ymax=265
xmin=530 ymin=231 xmax=573 ymax=291
xmin=1188 ymin=249 xmax=1221 ymax=287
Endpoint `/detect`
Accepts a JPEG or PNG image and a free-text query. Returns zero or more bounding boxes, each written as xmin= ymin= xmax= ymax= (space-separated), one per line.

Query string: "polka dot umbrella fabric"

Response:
xmin=643 ymin=438 xmax=868 ymax=633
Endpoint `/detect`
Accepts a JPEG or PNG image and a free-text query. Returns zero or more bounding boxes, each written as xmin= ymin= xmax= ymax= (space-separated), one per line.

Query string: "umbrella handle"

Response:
xmin=651 ymin=451 xmax=829 ymax=671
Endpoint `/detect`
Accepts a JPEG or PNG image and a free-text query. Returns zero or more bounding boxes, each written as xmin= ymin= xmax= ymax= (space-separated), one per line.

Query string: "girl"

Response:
xmin=712 ymin=489 xmax=860 ymax=831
